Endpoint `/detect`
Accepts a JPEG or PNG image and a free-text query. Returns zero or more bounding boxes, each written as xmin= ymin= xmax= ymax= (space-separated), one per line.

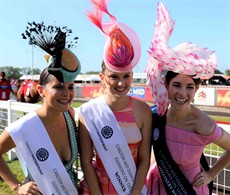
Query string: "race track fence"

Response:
xmin=0 ymin=100 xmax=230 ymax=194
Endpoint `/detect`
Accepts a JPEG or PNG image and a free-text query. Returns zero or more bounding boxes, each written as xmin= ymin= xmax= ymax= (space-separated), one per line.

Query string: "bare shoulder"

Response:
xmin=133 ymin=98 xmax=151 ymax=109
xmin=68 ymin=107 xmax=75 ymax=119
xmin=193 ymin=106 xmax=215 ymax=135
xmin=132 ymin=98 xmax=152 ymax=117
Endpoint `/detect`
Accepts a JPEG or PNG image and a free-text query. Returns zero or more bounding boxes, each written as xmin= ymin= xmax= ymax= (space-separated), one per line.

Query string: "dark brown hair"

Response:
xmin=165 ymin=71 xmax=201 ymax=86
xmin=39 ymin=68 xmax=52 ymax=86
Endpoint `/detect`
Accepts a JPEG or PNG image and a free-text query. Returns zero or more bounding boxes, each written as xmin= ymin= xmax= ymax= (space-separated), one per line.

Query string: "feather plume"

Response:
xmin=21 ymin=21 xmax=78 ymax=55
xmin=90 ymin=0 xmax=109 ymax=14
xmin=87 ymin=0 xmax=140 ymax=72
xmin=87 ymin=10 xmax=103 ymax=32
xmin=145 ymin=2 xmax=217 ymax=116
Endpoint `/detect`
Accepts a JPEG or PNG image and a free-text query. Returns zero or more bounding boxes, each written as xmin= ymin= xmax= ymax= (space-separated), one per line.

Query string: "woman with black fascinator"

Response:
xmin=0 ymin=22 xmax=81 ymax=194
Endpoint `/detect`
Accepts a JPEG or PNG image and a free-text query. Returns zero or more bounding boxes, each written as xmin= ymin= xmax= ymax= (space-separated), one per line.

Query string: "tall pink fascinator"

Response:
xmin=87 ymin=0 xmax=141 ymax=72
xmin=145 ymin=2 xmax=217 ymax=116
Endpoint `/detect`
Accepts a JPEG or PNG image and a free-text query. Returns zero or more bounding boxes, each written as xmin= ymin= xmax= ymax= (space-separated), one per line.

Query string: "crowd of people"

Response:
xmin=0 ymin=72 xmax=38 ymax=103
xmin=0 ymin=1 xmax=230 ymax=195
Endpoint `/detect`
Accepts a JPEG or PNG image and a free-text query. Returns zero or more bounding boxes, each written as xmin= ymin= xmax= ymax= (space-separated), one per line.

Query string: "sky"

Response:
xmin=0 ymin=0 xmax=229 ymax=74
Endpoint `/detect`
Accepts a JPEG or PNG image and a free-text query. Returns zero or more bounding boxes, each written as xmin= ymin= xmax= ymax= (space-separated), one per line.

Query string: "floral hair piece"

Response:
xmin=87 ymin=0 xmax=141 ymax=72
xmin=145 ymin=2 xmax=217 ymax=116
xmin=22 ymin=22 xmax=81 ymax=82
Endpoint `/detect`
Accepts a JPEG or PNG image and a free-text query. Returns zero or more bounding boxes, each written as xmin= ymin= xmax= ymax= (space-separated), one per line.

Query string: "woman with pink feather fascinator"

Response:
xmin=78 ymin=0 xmax=152 ymax=194
xmin=146 ymin=2 xmax=230 ymax=195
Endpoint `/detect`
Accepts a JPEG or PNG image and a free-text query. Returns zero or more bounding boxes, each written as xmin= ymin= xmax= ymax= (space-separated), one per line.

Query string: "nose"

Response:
xmin=117 ymin=78 xmax=125 ymax=86
xmin=178 ymin=87 xmax=187 ymax=96
xmin=61 ymin=87 xmax=69 ymax=96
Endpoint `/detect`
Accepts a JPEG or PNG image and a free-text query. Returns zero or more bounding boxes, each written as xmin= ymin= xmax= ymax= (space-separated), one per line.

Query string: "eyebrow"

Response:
xmin=172 ymin=82 xmax=195 ymax=86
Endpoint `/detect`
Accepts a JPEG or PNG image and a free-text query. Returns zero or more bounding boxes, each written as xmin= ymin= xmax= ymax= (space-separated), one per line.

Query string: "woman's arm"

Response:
xmin=78 ymin=115 xmax=103 ymax=195
xmin=0 ymin=130 xmax=42 ymax=194
xmin=208 ymin=128 xmax=230 ymax=179
xmin=193 ymin=126 xmax=230 ymax=187
xmin=130 ymin=102 xmax=152 ymax=195
xmin=0 ymin=130 xmax=21 ymax=191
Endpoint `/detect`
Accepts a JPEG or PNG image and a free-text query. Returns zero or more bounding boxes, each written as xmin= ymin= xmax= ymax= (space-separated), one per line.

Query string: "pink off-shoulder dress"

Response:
xmin=79 ymin=97 xmax=142 ymax=195
xmin=147 ymin=124 xmax=222 ymax=195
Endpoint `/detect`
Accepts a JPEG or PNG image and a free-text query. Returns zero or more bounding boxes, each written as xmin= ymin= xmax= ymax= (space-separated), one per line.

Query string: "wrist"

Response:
xmin=15 ymin=183 xmax=22 ymax=195
xmin=207 ymin=171 xmax=214 ymax=181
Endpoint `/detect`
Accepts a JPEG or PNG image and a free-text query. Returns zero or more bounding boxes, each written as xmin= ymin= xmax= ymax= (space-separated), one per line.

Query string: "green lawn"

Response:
xmin=71 ymin=101 xmax=83 ymax=108
xmin=0 ymin=154 xmax=25 ymax=195
xmin=0 ymin=102 xmax=229 ymax=194
xmin=209 ymin=115 xmax=230 ymax=123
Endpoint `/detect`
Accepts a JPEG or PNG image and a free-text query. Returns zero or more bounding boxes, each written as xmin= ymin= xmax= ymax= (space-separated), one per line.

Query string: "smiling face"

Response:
xmin=165 ymin=73 xmax=199 ymax=110
xmin=38 ymin=75 xmax=74 ymax=112
xmin=99 ymin=67 xmax=133 ymax=98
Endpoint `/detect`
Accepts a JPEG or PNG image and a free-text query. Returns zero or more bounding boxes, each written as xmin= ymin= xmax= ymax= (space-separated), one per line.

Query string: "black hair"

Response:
xmin=39 ymin=68 xmax=52 ymax=86
xmin=165 ymin=71 xmax=201 ymax=86
xmin=0 ymin=72 xmax=6 ymax=77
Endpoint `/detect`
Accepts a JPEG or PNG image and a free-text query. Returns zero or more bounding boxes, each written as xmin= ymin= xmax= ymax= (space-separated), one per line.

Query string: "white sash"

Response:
xmin=80 ymin=96 xmax=147 ymax=195
xmin=7 ymin=112 xmax=78 ymax=195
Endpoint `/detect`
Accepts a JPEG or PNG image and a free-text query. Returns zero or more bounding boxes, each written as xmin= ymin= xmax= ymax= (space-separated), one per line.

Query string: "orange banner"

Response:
xmin=217 ymin=89 xmax=230 ymax=107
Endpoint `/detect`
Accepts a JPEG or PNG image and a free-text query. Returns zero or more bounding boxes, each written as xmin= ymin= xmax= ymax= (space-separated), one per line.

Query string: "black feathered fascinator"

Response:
xmin=22 ymin=21 xmax=81 ymax=82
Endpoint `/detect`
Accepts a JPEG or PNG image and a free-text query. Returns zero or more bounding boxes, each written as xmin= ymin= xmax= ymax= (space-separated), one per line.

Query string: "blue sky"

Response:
xmin=0 ymin=0 xmax=229 ymax=74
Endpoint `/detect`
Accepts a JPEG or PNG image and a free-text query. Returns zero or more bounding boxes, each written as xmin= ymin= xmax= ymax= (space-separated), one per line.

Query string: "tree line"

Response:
xmin=0 ymin=66 xmax=229 ymax=80
xmin=0 ymin=66 xmax=41 ymax=80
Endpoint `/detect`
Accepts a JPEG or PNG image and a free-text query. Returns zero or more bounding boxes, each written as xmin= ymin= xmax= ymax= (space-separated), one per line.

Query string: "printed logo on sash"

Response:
xmin=36 ymin=148 xmax=49 ymax=162
xmin=153 ymin=128 xmax=159 ymax=141
xmin=80 ymin=97 xmax=147 ymax=194
xmin=101 ymin=126 xmax=113 ymax=139
xmin=8 ymin=112 xmax=78 ymax=194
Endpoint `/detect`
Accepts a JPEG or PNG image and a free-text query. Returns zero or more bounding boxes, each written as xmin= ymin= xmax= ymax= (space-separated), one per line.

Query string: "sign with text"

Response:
xmin=128 ymin=86 xmax=145 ymax=98
xmin=194 ymin=88 xmax=216 ymax=106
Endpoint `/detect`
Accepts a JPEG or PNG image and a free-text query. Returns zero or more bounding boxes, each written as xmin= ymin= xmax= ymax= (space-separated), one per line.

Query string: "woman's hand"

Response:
xmin=192 ymin=170 xmax=213 ymax=187
xmin=16 ymin=181 xmax=42 ymax=195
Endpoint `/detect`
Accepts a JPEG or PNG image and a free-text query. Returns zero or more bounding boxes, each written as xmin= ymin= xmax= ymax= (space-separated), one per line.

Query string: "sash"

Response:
xmin=151 ymin=106 xmax=213 ymax=195
xmin=80 ymin=96 xmax=147 ymax=195
xmin=151 ymin=106 xmax=196 ymax=195
xmin=7 ymin=112 xmax=78 ymax=195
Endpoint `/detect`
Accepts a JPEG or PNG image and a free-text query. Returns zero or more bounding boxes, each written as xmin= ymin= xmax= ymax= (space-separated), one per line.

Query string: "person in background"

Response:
xmin=145 ymin=2 xmax=230 ymax=195
xmin=0 ymin=22 xmax=81 ymax=194
xmin=10 ymin=79 xmax=20 ymax=101
xmin=0 ymin=72 xmax=17 ymax=127
xmin=0 ymin=72 xmax=16 ymax=101
xmin=17 ymin=79 xmax=40 ymax=103
xmin=78 ymin=0 xmax=152 ymax=194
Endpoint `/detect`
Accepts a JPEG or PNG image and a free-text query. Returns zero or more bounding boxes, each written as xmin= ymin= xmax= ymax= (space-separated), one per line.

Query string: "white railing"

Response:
xmin=0 ymin=100 xmax=79 ymax=132
xmin=0 ymin=100 xmax=230 ymax=194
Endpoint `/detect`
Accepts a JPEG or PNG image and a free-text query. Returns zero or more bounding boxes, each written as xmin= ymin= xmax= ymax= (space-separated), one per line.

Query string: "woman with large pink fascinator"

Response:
xmin=78 ymin=1 xmax=152 ymax=195
xmin=146 ymin=2 xmax=217 ymax=116
xmin=87 ymin=0 xmax=141 ymax=72
xmin=146 ymin=2 xmax=230 ymax=195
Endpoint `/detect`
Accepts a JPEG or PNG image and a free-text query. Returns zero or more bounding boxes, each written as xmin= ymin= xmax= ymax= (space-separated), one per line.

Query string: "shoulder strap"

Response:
xmin=64 ymin=111 xmax=79 ymax=184
xmin=64 ymin=111 xmax=78 ymax=160
xmin=151 ymin=106 xmax=196 ymax=195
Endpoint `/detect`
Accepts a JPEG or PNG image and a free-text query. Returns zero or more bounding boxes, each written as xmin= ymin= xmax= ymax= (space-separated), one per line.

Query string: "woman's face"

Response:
xmin=166 ymin=74 xmax=199 ymax=110
xmin=40 ymin=75 xmax=75 ymax=112
xmin=100 ymin=69 xmax=133 ymax=98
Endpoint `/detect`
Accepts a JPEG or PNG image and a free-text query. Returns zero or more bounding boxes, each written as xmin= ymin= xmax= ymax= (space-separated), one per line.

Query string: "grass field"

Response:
xmin=0 ymin=102 xmax=229 ymax=193
xmin=209 ymin=115 xmax=230 ymax=124
xmin=0 ymin=154 xmax=24 ymax=195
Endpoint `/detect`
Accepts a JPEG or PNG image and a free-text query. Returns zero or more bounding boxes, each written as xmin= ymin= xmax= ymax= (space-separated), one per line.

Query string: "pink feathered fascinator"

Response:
xmin=87 ymin=0 xmax=141 ymax=72
xmin=145 ymin=2 xmax=217 ymax=116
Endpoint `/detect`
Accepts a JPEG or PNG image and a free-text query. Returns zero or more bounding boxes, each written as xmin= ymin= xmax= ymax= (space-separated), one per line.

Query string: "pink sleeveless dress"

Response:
xmin=79 ymin=97 xmax=142 ymax=195
xmin=146 ymin=124 xmax=222 ymax=195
